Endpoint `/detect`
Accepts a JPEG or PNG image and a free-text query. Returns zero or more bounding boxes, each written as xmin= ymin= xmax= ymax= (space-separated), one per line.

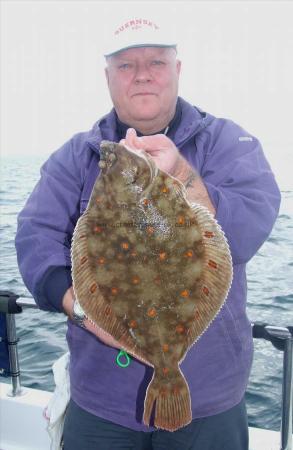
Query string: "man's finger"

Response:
xmin=135 ymin=134 xmax=171 ymax=152
xmin=126 ymin=128 xmax=137 ymax=139
xmin=125 ymin=128 xmax=142 ymax=149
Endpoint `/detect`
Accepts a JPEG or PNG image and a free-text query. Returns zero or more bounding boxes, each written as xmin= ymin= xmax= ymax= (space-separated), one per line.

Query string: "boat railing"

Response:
xmin=0 ymin=290 xmax=292 ymax=450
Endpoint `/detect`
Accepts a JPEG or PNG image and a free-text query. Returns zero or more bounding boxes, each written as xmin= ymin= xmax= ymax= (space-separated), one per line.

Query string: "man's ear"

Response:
xmin=176 ymin=59 xmax=182 ymax=76
xmin=105 ymin=67 xmax=109 ymax=86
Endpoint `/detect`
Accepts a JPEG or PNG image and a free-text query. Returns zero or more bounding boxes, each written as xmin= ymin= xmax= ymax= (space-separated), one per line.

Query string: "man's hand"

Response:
xmin=120 ymin=128 xmax=186 ymax=177
xmin=62 ymin=287 xmax=150 ymax=365
xmin=62 ymin=286 xmax=121 ymax=349
xmin=120 ymin=128 xmax=215 ymax=215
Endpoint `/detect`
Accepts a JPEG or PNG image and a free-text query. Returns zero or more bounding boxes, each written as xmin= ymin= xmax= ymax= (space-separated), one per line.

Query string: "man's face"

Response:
xmin=105 ymin=47 xmax=181 ymax=132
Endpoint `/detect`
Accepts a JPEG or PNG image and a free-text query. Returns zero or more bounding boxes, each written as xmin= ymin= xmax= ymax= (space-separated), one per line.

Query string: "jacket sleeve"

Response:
xmin=15 ymin=138 xmax=84 ymax=312
xmin=201 ymin=119 xmax=281 ymax=265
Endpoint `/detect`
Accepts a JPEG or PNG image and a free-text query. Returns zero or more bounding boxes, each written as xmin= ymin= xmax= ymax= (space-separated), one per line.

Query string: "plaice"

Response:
xmin=71 ymin=140 xmax=233 ymax=431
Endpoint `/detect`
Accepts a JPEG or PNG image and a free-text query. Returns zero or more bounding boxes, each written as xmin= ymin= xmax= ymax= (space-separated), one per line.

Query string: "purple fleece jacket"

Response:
xmin=15 ymin=98 xmax=280 ymax=430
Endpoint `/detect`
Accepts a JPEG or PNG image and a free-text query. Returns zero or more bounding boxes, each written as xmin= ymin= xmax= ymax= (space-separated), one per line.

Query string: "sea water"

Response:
xmin=0 ymin=156 xmax=292 ymax=432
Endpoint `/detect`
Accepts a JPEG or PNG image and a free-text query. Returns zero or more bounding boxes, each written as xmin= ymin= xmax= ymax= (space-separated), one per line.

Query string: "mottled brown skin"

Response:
xmin=71 ymin=141 xmax=233 ymax=431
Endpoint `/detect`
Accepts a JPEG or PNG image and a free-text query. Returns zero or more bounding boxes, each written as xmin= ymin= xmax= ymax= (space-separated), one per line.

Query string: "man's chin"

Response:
xmin=129 ymin=105 xmax=161 ymax=122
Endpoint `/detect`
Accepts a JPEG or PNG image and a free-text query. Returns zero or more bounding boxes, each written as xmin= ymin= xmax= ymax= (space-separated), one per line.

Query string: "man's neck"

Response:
xmin=116 ymin=98 xmax=182 ymax=139
xmin=131 ymin=116 xmax=173 ymax=136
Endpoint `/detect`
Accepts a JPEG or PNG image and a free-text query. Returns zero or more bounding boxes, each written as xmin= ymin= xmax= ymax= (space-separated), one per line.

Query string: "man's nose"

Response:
xmin=134 ymin=64 xmax=152 ymax=83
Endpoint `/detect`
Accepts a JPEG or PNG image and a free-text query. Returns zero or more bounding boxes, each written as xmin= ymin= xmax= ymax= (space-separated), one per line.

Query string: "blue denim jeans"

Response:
xmin=63 ymin=397 xmax=248 ymax=450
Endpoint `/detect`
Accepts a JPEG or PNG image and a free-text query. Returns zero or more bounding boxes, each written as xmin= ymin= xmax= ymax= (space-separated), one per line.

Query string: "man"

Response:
xmin=15 ymin=18 xmax=280 ymax=450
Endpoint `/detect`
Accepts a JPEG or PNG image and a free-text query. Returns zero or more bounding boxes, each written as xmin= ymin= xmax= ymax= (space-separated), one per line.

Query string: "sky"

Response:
xmin=1 ymin=1 xmax=293 ymax=189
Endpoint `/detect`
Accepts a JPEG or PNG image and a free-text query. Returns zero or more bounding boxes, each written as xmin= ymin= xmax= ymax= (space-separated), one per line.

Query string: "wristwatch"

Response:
xmin=72 ymin=299 xmax=86 ymax=329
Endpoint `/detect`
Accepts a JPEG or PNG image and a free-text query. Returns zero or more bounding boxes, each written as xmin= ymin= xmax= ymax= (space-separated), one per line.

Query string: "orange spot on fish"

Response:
xmin=204 ymin=231 xmax=214 ymax=238
xmin=208 ymin=260 xmax=218 ymax=269
xmin=176 ymin=324 xmax=185 ymax=334
xmin=111 ymin=287 xmax=118 ymax=295
xmin=172 ymin=385 xmax=180 ymax=395
xmin=202 ymin=286 xmax=209 ymax=296
xmin=162 ymin=344 xmax=169 ymax=352
xmin=154 ymin=276 xmax=161 ymax=285
xmin=147 ymin=308 xmax=157 ymax=318
xmin=129 ymin=320 xmax=137 ymax=328
xmin=132 ymin=276 xmax=140 ymax=285
xmin=90 ymin=283 xmax=97 ymax=293
xmin=159 ymin=252 xmax=167 ymax=261
xmin=180 ymin=289 xmax=189 ymax=298
xmin=184 ymin=250 xmax=193 ymax=258
xmin=162 ymin=367 xmax=170 ymax=376
xmin=143 ymin=198 xmax=150 ymax=206
xmin=160 ymin=387 xmax=168 ymax=396
xmin=97 ymin=257 xmax=105 ymax=265
xmin=177 ymin=216 xmax=185 ymax=225
xmin=95 ymin=197 xmax=102 ymax=204
xmin=161 ymin=186 xmax=169 ymax=193
xmin=146 ymin=226 xmax=155 ymax=235
xmin=93 ymin=226 xmax=102 ymax=233
xmin=80 ymin=256 xmax=87 ymax=265
xmin=121 ymin=242 xmax=129 ymax=250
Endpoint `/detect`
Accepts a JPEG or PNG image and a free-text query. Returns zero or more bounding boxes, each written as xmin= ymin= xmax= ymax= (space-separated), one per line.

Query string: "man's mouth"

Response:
xmin=132 ymin=93 xmax=156 ymax=96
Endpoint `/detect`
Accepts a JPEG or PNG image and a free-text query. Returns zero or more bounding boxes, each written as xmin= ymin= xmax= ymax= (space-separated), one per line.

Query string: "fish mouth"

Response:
xmin=99 ymin=141 xmax=158 ymax=194
xmin=124 ymin=145 xmax=158 ymax=175
xmin=99 ymin=140 xmax=157 ymax=174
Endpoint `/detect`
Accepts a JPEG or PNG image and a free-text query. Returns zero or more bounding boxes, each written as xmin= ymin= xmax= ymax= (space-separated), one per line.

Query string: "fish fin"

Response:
xmin=71 ymin=212 xmax=136 ymax=350
xmin=143 ymin=366 xmax=192 ymax=432
xmin=184 ymin=203 xmax=233 ymax=349
xmin=170 ymin=177 xmax=187 ymax=202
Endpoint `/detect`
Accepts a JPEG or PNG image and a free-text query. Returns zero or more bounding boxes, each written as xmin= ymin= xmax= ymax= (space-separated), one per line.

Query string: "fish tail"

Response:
xmin=143 ymin=367 xmax=192 ymax=432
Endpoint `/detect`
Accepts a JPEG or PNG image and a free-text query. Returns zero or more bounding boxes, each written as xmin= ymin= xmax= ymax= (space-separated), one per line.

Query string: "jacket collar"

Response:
xmin=85 ymin=96 xmax=212 ymax=154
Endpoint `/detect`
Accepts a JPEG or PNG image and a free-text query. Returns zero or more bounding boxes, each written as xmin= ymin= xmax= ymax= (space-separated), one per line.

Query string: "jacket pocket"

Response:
xmin=218 ymin=303 xmax=243 ymax=360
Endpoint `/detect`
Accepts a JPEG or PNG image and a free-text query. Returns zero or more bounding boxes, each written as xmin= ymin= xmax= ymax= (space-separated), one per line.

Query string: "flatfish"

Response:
xmin=71 ymin=140 xmax=233 ymax=431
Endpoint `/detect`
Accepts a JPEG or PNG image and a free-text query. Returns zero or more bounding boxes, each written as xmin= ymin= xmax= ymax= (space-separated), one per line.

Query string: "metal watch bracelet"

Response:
xmin=72 ymin=299 xmax=86 ymax=329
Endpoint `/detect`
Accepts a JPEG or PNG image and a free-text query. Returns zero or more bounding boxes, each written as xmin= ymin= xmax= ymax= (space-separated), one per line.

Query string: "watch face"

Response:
xmin=74 ymin=300 xmax=86 ymax=318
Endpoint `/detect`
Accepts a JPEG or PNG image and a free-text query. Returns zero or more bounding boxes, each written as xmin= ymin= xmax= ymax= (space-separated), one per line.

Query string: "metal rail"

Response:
xmin=0 ymin=295 xmax=39 ymax=395
xmin=16 ymin=297 xmax=38 ymax=308
xmin=252 ymin=322 xmax=293 ymax=450
xmin=266 ymin=326 xmax=293 ymax=450
xmin=282 ymin=337 xmax=293 ymax=450
xmin=1 ymin=292 xmax=292 ymax=449
xmin=5 ymin=313 xmax=22 ymax=396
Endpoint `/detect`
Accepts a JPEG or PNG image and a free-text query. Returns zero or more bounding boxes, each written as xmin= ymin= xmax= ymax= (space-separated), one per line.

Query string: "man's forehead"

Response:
xmin=108 ymin=46 xmax=176 ymax=62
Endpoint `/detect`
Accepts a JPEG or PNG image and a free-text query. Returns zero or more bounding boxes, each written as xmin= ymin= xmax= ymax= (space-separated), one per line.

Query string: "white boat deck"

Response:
xmin=0 ymin=382 xmax=287 ymax=450
xmin=0 ymin=383 xmax=52 ymax=450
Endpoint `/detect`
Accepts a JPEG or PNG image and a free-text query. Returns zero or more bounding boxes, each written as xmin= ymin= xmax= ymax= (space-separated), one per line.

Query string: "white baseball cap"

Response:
xmin=104 ymin=18 xmax=177 ymax=57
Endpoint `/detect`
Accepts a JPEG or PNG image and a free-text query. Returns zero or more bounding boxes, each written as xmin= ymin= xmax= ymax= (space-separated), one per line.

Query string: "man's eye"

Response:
xmin=119 ymin=63 xmax=132 ymax=70
xmin=151 ymin=60 xmax=164 ymax=66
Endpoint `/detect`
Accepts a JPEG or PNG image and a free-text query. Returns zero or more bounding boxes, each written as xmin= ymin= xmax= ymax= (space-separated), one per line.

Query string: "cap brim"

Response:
xmin=104 ymin=43 xmax=177 ymax=58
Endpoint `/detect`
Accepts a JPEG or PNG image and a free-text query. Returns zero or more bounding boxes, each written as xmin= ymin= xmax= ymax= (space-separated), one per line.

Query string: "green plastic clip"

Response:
xmin=116 ymin=350 xmax=131 ymax=368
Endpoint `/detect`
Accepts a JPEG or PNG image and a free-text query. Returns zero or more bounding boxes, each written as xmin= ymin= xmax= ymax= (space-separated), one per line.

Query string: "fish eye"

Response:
xmin=121 ymin=166 xmax=138 ymax=185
